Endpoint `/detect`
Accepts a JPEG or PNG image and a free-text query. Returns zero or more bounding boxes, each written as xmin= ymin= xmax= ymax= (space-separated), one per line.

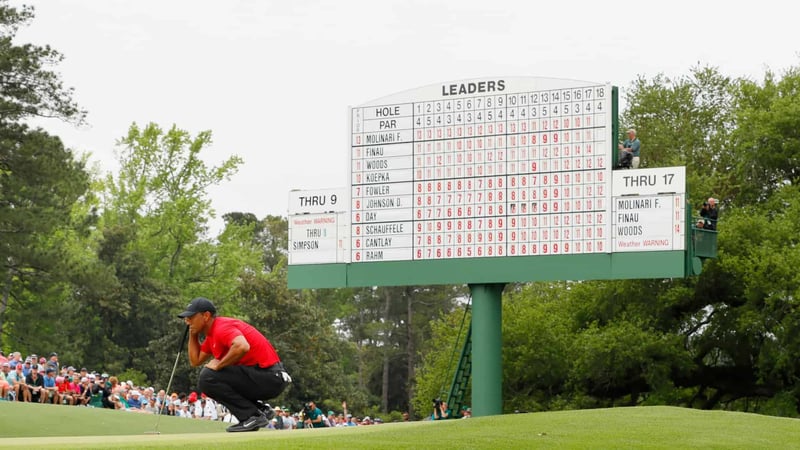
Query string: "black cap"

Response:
xmin=177 ymin=297 xmax=217 ymax=318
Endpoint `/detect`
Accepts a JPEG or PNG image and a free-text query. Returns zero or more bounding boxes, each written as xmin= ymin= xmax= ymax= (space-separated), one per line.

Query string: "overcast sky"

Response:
xmin=14 ymin=0 xmax=799 ymax=234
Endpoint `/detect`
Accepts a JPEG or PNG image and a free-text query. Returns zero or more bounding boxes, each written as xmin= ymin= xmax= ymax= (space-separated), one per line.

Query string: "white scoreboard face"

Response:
xmin=350 ymin=77 xmax=613 ymax=263
xmin=611 ymin=166 xmax=687 ymax=252
xmin=288 ymin=188 xmax=349 ymax=265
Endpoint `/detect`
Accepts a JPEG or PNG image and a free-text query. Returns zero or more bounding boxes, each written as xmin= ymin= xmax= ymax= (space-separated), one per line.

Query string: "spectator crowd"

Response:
xmin=0 ymin=350 xmax=391 ymax=428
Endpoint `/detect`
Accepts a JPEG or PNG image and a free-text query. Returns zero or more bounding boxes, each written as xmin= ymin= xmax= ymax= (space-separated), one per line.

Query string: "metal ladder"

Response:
xmin=446 ymin=323 xmax=472 ymax=417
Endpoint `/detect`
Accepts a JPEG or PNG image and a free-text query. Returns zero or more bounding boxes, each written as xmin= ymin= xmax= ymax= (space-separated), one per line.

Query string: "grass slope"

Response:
xmin=1 ymin=403 xmax=799 ymax=449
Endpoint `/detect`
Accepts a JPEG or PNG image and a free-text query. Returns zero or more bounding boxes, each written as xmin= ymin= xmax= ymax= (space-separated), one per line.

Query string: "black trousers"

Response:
xmin=198 ymin=363 xmax=288 ymax=421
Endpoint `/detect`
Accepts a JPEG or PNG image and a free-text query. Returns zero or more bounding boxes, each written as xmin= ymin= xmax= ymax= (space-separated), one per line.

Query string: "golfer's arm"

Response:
xmin=215 ymin=335 xmax=249 ymax=370
xmin=187 ymin=333 xmax=210 ymax=367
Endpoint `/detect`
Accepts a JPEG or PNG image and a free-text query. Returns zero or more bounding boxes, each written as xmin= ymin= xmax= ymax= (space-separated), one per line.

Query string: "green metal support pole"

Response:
xmin=469 ymin=282 xmax=505 ymax=417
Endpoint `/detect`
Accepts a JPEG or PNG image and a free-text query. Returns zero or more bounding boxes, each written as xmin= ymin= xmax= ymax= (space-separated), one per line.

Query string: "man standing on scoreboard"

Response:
xmin=618 ymin=128 xmax=641 ymax=169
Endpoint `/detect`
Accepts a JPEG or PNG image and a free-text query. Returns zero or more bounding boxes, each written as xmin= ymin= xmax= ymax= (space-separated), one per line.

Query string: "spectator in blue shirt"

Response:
xmin=42 ymin=367 xmax=60 ymax=404
xmin=127 ymin=390 xmax=143 ymax=409
xmin=618 ymin=129 xmax=641 ymax=168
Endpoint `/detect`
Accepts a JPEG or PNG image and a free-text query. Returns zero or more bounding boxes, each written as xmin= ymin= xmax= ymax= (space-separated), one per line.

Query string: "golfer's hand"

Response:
xmin=205 ymin=359 xmax=221 ymax=371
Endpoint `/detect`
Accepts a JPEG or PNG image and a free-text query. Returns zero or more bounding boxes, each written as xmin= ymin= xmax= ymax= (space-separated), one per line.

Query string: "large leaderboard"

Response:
xmin=289 ymin=77 xmax=690 ymax=288
xmin=350 ymin=78 xmax=613 ymax=263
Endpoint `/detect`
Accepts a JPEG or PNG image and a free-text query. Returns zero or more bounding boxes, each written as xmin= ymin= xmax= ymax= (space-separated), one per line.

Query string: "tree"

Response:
xmin=730 ymin=67 xmax=800 ymax=205
xmin=679 ymin=185 xmax=800 ymax=412
xmin=333 ymin=284 xmax=465 ymax=415
xmin=0 ymin=1 xmax=91 ymax=350
xmin=0 ymin=125 xmax=90 ymax=348
xmin=224 ymin=212 xmax=290 ymax=274
xmin=502 ymin=283 xmax=573 ymax=412
xmin=0 ymin=1 xmax=84 ymax=123
xmin=103 ymin=122 xmax=243 ymax=287
xmin=614 ymin=65 xmax=800 ymax=413
xmin=412 ymin=306 xmax=470 ymax=418
xmin=81 ymin=122 xmax=249 ymax=388
xmin=620 ymin=66 xmax=737 ymax=207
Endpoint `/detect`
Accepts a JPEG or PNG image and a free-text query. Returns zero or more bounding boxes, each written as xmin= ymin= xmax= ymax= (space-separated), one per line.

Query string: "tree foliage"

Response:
xmin=0 ymin=124 xmax=91 ymax=348
xmin=413 ymin=305 xmax=471 ymax=417
xmin=90 ymin=123 xmax=255 ymax=390
xmin=0 ymin=1 xmax=84 ymax=123
xmin=730 ymin=67 xmax=800 ymax=204
xmin=103 ymin=122 xmax=243 ymax=285
xmin=0 ymin=1 xmax=92 ymax=349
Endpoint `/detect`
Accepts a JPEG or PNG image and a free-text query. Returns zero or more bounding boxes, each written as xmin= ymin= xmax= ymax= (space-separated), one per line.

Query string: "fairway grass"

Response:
xmin=1 ymin=402 xmax=799 ymax=449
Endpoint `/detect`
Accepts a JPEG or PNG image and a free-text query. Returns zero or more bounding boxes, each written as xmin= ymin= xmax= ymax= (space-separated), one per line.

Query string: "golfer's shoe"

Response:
xmin=226 ymin=412 xmax=267 ymax=432
xmin=256 ymin=400 xmax=276 ymax=421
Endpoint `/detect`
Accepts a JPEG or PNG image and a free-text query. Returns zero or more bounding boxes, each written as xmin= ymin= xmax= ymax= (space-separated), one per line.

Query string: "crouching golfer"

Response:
xmin=178 ymin=297 xmax=291 ymax=432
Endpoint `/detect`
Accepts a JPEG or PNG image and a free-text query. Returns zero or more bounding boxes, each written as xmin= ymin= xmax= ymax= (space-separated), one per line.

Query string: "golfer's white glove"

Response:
xmin=280 ymin=371 xmax=292 ymax=383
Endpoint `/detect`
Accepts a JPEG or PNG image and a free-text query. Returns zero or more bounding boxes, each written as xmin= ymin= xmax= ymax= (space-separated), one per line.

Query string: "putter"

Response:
xmin=146 ymin=324 xmax=190 ymax=435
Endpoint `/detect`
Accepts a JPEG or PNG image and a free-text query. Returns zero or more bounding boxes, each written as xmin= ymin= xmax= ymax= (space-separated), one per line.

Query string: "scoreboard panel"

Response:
xmin=611 ymin=166 xmax=686 ymax=252
xmin=287 ymin=188 xmax=349 ymax=265
xmin=288 ymin=77 xmax=691 ymax=289
xmin=350 ymin=78 xmax=613 ymax=264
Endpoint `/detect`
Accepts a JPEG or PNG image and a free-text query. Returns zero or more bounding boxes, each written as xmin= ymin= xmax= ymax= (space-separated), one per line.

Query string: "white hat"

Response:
xmin=130 ymin=390 xmax=141 ymax=396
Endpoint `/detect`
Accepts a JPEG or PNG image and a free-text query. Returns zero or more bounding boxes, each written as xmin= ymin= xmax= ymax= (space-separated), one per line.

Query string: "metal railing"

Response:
xmin=691 ymin=219 xmax=718 ymax=259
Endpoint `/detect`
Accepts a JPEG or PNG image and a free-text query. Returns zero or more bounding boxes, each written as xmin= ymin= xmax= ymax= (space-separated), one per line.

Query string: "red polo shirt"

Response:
xmin=200 ymin=317 xmax=280 ymax=368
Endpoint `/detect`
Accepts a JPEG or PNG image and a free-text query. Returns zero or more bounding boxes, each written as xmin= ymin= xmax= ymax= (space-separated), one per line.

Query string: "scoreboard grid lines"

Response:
xmin=350 ymin=82 xmax=612 ymax=263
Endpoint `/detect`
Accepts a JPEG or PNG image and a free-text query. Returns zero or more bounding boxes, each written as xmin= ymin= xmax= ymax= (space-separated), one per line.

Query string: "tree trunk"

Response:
xmin=0 ymin=269 xmax=12 ymax=347
xmin=168 ymin=241 xmax=183 ymax=279
xmin=381 ymin=288 xmax=391 ymax=413
xmin=405 ymin=286 xmax=415 ymax=417
xmin=357 ymin=305 xmax=366 ymax=390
